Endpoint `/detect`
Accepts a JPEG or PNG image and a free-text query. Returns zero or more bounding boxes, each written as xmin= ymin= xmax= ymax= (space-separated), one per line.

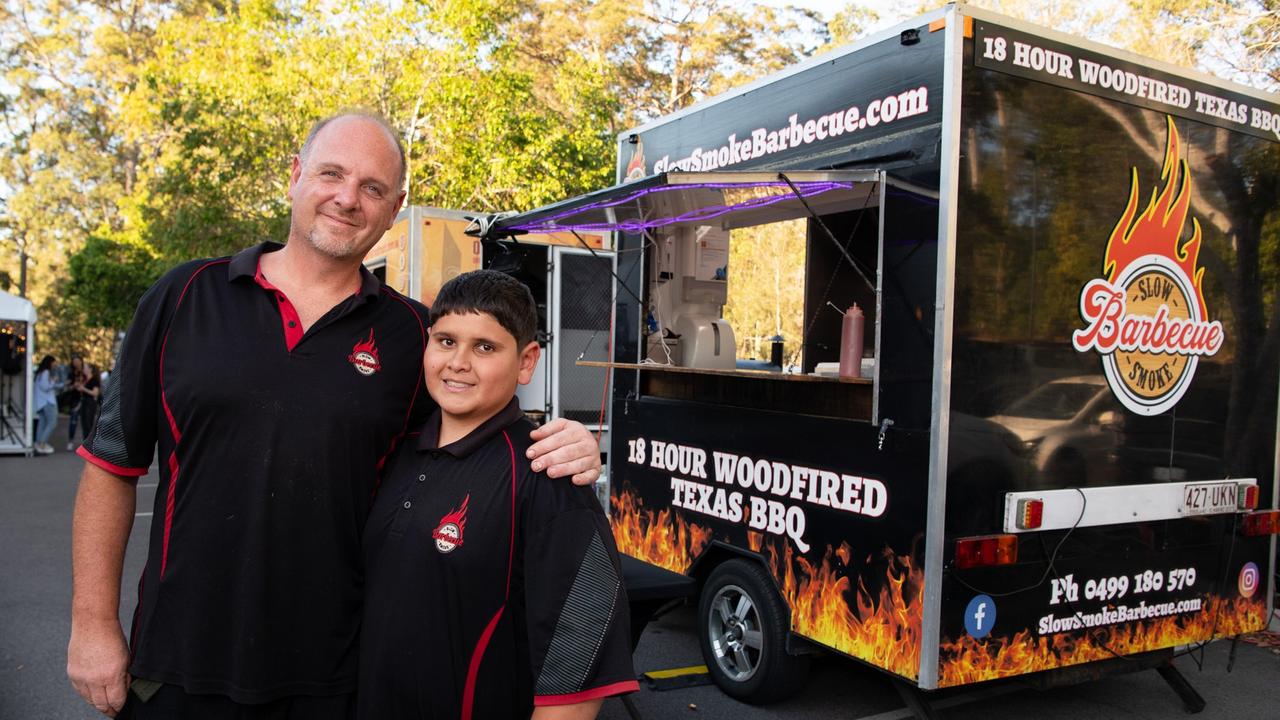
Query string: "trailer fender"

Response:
xmin=687 ymin=541 xmax=821 ymax=657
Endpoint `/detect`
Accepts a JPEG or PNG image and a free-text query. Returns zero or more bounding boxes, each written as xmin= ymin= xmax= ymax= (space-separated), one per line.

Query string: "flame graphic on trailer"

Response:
xmin=1102 ymin=119 xmax=1207 ymax=315
xmin=611 ymin=487 xmax=924 ymax=679
xmin=937 ymin=596 xmax=1266 ymax=686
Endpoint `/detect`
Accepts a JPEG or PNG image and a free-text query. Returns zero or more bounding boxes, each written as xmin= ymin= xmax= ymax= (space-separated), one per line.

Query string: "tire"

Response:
xmin=697 ymin=558 xmax=810 ymax=703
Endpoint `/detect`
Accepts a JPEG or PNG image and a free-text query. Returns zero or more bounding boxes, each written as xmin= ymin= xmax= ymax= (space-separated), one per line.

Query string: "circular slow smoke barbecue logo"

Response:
xmin=432 ymin=495 xmax=469 ymax=554
xmin=1071 ymin=117 xmax=1225 ymax=416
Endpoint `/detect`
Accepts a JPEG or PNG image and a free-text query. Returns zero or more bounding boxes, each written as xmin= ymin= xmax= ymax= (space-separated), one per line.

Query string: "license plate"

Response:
xmin=1182 ymin=483 xmax=1237 ymax=516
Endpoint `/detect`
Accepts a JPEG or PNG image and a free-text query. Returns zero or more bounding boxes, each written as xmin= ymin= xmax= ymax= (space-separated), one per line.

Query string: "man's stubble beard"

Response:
xmin=289 ymin=221 xmax=368 ymax=262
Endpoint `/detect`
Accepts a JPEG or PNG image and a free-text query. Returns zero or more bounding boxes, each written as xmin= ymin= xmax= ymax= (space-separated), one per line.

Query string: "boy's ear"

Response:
xmin=516 ymin=341 xmax=541 ymax=386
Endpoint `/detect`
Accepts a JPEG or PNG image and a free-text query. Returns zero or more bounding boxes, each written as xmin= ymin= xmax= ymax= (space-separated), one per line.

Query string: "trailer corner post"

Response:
xmin=918 ymin=4 xmax=967 ymax=691
xmin=1271 ymin=356 xmax=1280 ymax=622
xmin=874 ymin=173 xmax=887 ymax=424
xmin=408 ymin=206 xmax=423 ymax=300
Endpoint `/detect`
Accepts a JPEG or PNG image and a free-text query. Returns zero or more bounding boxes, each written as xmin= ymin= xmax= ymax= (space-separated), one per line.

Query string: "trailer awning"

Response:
xmin=481 ymin=170 xmax=883 ymax=237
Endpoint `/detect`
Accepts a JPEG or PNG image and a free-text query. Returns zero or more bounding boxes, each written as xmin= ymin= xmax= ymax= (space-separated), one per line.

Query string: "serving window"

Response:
xmin=486 ymin=171 xmax=890 ymax=421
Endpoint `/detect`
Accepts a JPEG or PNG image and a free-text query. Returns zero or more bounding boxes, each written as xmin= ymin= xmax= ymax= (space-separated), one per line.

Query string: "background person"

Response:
xmin=68 ymin=362 xmax=101 ymax=450
xmin=33 ymin=354 xmax=60 ymax=455
xmin=65 ymin=356 xmax=96 ymax=450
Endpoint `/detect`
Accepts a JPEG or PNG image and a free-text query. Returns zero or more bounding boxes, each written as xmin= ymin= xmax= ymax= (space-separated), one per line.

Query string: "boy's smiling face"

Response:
xmin=425 ymin=310 xmax=540 ymax=438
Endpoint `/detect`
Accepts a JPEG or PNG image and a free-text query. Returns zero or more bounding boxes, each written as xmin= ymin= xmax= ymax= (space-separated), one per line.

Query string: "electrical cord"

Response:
xmin=950 ymin=488 xmax=1088 ymax=598
xmin=1170 ymin=507 xmax=1242 ymax=667
xmin=955 ymin=483 xmax=1249 ymax=668
xmin=1037 ymin=524 xmax=1137 ymax=665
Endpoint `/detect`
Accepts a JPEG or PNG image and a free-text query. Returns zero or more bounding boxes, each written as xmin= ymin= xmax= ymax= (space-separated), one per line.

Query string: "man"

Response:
xmin=66 ymin=111 xmax=603 ymax=718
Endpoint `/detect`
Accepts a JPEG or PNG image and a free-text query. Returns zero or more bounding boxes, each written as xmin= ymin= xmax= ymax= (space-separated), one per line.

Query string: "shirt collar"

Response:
xmin=228 ymin=241 xmax=382 ymax=300
xmin=416 ymin=397 xmax=526 ymax=458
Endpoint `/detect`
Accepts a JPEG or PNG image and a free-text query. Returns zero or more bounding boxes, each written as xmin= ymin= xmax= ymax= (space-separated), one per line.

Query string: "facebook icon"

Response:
xmin=964 ymin=595 xmax=996 ymax=639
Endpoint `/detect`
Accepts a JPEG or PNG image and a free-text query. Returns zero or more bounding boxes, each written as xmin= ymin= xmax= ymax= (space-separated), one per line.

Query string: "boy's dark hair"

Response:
xmin=430 ymin=269 xmax=538 ymax=347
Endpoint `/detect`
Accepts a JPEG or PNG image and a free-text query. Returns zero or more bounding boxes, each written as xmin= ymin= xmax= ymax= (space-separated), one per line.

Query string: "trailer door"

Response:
xmin=550 ymin=246 xmax=615 ymax=433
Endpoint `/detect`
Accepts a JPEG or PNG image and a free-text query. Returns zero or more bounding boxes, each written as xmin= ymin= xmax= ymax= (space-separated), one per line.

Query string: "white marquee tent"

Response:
xmin=0 ymin=290 xmax=35 ymax=455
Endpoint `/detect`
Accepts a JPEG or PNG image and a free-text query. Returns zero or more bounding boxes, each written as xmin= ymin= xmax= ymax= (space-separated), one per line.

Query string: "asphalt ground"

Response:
xmin=2 ymin=418 xmax=1277 ymax=720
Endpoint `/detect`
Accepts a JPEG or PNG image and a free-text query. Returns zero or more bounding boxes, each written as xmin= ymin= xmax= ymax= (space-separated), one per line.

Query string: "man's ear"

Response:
xmin=516 ymin=341 xmax=541 ymax=385
xmin=388 ymin=190 xmax=407 ymax=229
xmin=287 ymin=155 xmax=302 ymax=200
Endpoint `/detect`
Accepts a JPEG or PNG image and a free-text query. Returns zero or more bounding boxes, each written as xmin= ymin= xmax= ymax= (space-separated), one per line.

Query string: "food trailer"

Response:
xmin=477 ymin=3 xmax=1280 ymax=710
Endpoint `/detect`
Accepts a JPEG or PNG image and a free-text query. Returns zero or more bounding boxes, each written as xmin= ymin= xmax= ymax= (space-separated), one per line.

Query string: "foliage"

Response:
xmin=0 ymin=0 xmax=172 ymax=359
xmin=65 ymin=234 xmax=160 ymax=331
xmin=826 ymin=5 xmax=879 ymax=48
xmin=723 ymin=220 xmax=807 ymax=366
xmin=508 ymin=0 xmax=824 ymax=123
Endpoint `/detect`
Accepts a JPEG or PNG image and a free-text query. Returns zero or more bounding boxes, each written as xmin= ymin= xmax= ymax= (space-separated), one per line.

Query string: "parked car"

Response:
xmin=988 ymin=375 xmax=1121 ymax=487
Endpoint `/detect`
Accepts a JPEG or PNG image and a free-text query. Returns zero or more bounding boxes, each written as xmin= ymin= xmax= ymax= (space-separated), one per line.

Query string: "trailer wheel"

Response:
xmin=698 ymin=559 xmax=809 ymax=703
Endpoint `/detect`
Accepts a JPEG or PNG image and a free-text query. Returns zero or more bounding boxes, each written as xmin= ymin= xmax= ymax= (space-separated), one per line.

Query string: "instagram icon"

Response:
xmin=1238 ymin=562 xmax=1260 ymax=599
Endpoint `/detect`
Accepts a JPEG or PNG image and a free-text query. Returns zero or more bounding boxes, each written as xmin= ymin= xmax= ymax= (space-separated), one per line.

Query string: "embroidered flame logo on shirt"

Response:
xmin=348 ymin=329 xmax=382 ymax=376
xmin=1071 ymin=117 xmax=1224 ymax=416
xmin=433 ymin=494 xmax=469 ymax=553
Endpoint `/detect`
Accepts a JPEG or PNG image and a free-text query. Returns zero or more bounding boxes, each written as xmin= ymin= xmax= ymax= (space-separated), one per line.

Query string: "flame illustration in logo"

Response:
xmin=433 ymin=494 xmax=469 ymax=553
xmin=611 ymin=488 xmax=923 ymax=679
xmin=1072 ymin=117 xmax=1224 ymax=415
xmin=625 ymin=138 xmax=647 ymax=181
xmin=348 ymin=329 xmax=382 ymax=376
xmin=937 ymin=595 xmax=1266 ymax=687
xmin=1103 ymin=116 xmax=1205 ymax=315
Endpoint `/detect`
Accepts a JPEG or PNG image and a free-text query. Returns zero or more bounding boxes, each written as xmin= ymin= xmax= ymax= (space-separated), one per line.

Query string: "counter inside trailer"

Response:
xmin=580 ymin=360 xmax=872 ymax=418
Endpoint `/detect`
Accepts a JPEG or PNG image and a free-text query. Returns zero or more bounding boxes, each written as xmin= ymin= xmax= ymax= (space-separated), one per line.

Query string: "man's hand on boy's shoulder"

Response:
xmin=527 ymin=418 xmax=601 ymax=486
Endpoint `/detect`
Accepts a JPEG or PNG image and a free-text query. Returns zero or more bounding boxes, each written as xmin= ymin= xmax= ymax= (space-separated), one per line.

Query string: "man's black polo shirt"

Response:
xmin=79 ymin=242 xmax=433 ymax=703
xmin=358 ymin=398 xmax=637 ymax=719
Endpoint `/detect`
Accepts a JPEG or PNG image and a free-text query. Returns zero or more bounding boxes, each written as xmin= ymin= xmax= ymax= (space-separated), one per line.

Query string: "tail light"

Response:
xmin=1015 ymin=498 xmax=1044 ymax=530
xmin=1241 ymin=510 xmax=1280 ymax=537
xmin=1237 ymin=484 xmax=1259 ymax=511
xmin=954 ymin=535 xmax=1018 ymax=569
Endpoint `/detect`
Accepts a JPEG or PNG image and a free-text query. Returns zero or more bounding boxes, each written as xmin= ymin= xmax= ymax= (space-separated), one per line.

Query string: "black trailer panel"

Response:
xmin=615 ymin=17 xmax=946 ymax=185
xmin=936 ymin=17 xmax=1280 ymax=687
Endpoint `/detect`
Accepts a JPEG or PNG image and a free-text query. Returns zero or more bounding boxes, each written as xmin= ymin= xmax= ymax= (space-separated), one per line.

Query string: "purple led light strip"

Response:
xmin=507 ymin=180 xmax=853 ymax=234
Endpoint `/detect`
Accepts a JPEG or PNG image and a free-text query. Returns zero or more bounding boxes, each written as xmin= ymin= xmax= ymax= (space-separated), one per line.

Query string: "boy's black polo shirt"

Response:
xmin=79 ymin=242 xmax=433 ymax=703
xmin=359 ymin=398 xmax=637 ymax=719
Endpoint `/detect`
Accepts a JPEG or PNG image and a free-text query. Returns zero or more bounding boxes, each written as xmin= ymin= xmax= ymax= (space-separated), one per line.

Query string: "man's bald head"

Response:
xmin=299 ymin=110 xmax=407 ymax=191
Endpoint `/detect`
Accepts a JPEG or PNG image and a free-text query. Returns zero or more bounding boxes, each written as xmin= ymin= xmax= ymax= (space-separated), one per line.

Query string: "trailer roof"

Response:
xmin=483 ymin=170 xmax=884 ymax=237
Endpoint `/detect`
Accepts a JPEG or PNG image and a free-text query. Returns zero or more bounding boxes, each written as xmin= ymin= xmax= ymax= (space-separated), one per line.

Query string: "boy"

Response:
xmin=358 ymin=270 xmax=638 ymax=719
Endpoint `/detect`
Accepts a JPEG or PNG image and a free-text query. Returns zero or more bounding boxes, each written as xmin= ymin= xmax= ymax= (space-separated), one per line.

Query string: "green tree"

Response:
xmin=723 ymin=219 xmax=807 ymax=366
xmin=508 ymin=0 xmax=825 ymax=123
xmin=0 ymin=0 xmax=171 ymax=360
xmin=66 ymin=234 xmax=159 ymax=331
